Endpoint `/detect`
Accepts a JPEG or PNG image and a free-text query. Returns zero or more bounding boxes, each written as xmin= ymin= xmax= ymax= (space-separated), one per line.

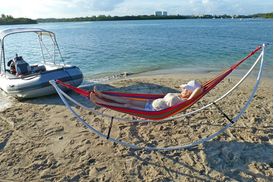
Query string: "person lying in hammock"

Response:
xmin=90 ymin=80 xmax=203 ymax=111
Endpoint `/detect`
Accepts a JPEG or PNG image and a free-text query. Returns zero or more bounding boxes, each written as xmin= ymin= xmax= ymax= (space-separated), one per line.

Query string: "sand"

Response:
xmin=0 ymin=72 xmax=272 ymax=181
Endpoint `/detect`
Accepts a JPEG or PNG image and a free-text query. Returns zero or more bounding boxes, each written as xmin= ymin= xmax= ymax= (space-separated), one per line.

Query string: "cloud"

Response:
xmin=91 ymin=0 xmax=124 ymax=11
xmin=0 ymin=0 xmax=272 ymax=18
xmin=0 ymin=0 xmax=74 ymax=18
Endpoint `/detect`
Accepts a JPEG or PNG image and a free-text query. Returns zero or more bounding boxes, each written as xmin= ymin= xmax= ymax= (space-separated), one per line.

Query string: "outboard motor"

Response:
xmin=13 ymin=54 xmax=31 ymax=75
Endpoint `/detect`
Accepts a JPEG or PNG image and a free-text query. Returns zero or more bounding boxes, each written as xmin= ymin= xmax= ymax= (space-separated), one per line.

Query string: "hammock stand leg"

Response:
xmin=107 ymin=117 xmax=114 ymax=139
xmin=213 ymin=102 xmax=234 ymax=124
xmin=130 ymin=116 xmax=137 ymax=126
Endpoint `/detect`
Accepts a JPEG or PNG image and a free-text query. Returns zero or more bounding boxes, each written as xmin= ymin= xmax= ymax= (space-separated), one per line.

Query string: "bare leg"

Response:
xmin=93 ymin=86 xmax=147 ymax=108
xmin=90 ymin=94 xmax=146 ymax=110
xmin=93 ymin=86 xmax=129 ymax=104
xmin=90 ymin=93 xmax=126 ymax=107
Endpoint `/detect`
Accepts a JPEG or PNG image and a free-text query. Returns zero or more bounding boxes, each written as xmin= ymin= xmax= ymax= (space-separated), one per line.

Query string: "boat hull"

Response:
xmin=0 ymin=66 xmax=83 ymax=99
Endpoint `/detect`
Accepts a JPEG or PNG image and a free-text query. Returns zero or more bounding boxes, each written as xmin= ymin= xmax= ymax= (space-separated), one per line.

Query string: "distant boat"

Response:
xmin=0 ymin=28 xmax=83 ymax=99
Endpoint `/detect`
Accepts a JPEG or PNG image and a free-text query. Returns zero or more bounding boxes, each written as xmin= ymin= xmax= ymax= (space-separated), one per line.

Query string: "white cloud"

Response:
xmin=0 ymin=0 xmax=72 ymax=18
xmin=91 ymin=0 xmax=124 ymax=11
xmin=0 ymin=0 xmax=272 ymax=18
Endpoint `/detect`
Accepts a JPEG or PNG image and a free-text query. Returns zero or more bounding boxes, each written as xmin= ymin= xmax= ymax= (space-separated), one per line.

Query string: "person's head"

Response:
xmin=180 ymin=88 xmax=192 ymax=98
xmin=180 ymin=80 xmax=201 ymax=98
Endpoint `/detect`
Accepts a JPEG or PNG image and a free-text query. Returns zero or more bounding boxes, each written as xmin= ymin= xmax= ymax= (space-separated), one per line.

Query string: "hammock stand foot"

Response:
xmin=213 ymin=102 xmax=234 ymax=124
xmin=107 ymin=117 xmax=114 ymax=139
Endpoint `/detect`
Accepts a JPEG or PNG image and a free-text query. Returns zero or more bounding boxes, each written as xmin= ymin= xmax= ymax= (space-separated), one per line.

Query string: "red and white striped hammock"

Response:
xmin=49 ymin=44 xmax=266 ymax=151
xmin=54 ymin=46 xmax=261 ymax=120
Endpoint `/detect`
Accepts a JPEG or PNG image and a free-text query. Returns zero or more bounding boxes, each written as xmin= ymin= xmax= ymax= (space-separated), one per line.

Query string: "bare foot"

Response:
xmin=93 ymin=86 xmax=103 ymax=98
xmin=90 ymin=93 xmax=106 ymax=106
xmin=90 ymin=93 xmax=97 ymax=103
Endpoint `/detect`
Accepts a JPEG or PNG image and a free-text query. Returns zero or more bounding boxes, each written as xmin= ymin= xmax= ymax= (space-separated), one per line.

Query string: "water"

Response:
xmin=1 ymin=19 xmax=272 ymax=80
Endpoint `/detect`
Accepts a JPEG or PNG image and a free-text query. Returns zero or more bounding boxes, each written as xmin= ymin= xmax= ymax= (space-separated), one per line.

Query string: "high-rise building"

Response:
xmin=155 ymin=11 xmax=168 ymax=16
xmin=155 ymin=11 xmax=162 ymax=16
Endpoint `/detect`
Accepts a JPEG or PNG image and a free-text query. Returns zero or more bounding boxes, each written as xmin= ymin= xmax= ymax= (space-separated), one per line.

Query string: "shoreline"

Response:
xmin=84 ymin=65 xmax=272 ymax=88
xmin=0 ymin=69 xmax=272 ymax=113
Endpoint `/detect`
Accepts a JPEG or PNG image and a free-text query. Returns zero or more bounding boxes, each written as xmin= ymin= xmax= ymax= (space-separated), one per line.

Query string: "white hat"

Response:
xmin=180 ymin=80 xmax=201 ymax=92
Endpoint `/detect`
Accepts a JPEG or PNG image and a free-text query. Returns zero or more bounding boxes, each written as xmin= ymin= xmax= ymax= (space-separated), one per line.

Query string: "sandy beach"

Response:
xmin=0 ymin=72 xmax=272 ymax=181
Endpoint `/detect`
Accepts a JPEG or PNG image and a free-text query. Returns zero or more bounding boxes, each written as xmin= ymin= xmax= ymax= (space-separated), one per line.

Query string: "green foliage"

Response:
xmin=37 ymin=13 xmax=273 ymax=23
xmin=0 ymin=12 xmax=272 ymax=25
xmin=253 ymin=13 xmax=273 ymax=18
xmin=0 ymin=14 xmax=37 ymax=25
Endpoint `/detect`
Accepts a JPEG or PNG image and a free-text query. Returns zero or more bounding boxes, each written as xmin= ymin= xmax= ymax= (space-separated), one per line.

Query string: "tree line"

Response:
xmin=0 ymin=13 xmax=272 ymax=25
xmin=36 ymin=13 xmax=272 ymax=23
xmin=0 ymin=14 xmax=37 ymax=25
xmin=253 ymin=13 xmax=273 ymax=18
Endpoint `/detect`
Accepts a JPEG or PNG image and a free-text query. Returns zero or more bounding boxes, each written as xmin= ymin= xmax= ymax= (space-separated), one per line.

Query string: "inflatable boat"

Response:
xmin=0 ymin=28 xmax=83 ymax=99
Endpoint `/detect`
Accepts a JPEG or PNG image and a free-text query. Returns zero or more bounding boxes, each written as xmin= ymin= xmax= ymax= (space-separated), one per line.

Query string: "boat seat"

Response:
xmin=32 ymin=65 xmax=46 ymax=73
xmin=14 ymin=56 xmax=31 ymax=75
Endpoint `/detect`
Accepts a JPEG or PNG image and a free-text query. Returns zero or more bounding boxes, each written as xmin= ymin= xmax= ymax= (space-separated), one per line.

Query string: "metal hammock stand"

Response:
xmin=50 ymin=44 xmax=266 ymax=151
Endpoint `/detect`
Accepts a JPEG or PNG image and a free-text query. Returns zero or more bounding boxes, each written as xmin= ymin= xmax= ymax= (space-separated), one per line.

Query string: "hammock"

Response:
xmin=49 ymin=44 xmax=266 ymax=151
xmin=54 ymin=46 xmax=262 ymax=120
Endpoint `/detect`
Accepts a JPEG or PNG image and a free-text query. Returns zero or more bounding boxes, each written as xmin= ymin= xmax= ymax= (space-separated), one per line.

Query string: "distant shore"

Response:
xmin=0 ymin=12 xmax=271 ymax=25
xmin=0 ymin=15 xmax=37 ymax=25
xmin=37 ymin=13 xmax=273 ymax=23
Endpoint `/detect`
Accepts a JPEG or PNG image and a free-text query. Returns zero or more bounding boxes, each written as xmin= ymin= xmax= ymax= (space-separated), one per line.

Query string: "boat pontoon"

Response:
xmin=0 ymin=28 xmax=83 ymax=99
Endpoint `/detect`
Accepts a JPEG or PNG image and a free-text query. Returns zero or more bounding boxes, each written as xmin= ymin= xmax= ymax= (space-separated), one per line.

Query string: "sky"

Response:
xmin=0 ymin=0 xmax=272 ymax=19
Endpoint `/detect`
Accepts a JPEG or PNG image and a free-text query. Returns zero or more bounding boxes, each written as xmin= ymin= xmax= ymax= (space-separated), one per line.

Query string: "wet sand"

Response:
xmin=0 ymin=73 xmax=272 ymax=181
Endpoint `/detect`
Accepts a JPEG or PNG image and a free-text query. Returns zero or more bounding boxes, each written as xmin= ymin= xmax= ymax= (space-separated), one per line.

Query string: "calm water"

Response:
xmin=1 ymin=19 xmax=273 ymax=79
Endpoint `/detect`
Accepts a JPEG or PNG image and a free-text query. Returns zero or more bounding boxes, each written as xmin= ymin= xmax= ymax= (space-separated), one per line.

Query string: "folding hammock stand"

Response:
xmin=50 ymin=44 xmax=266 ymax=151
